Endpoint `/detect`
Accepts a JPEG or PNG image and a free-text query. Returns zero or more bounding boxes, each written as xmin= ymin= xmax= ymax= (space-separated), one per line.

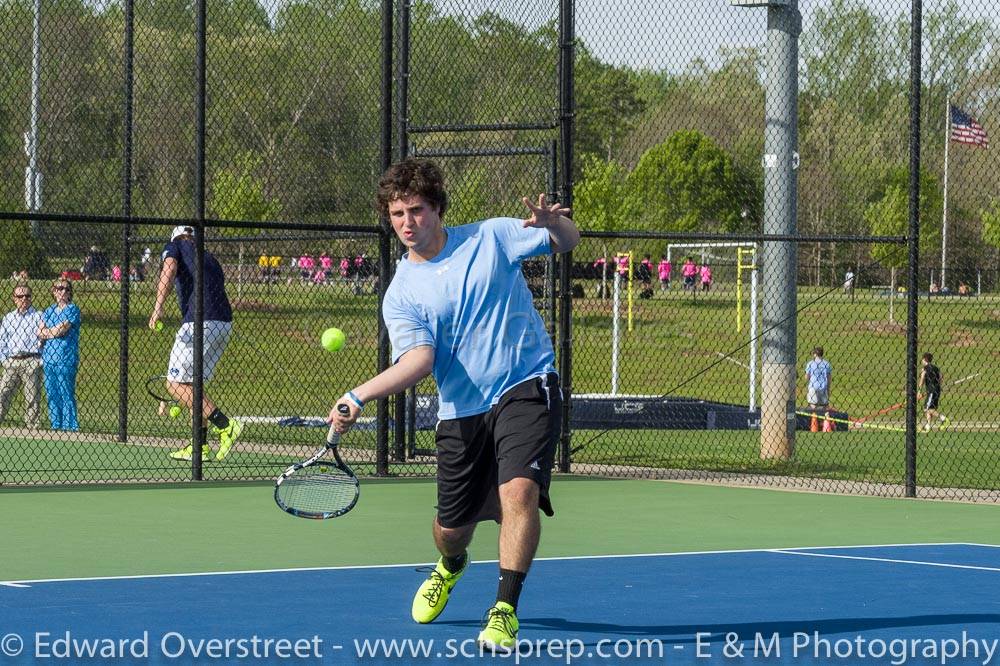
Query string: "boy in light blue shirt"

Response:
xmin=804 ymin=346 xmax=832 ymax=408
xmin=382 ymin=216 xmax=556 ymax=420
xmin=330 ymin=159 xmax=580 ymax=653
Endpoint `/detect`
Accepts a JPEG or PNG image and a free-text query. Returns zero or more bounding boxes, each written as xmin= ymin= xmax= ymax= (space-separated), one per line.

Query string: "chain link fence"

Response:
xmin=1 ymin=0 xmax=998 ymax=500
xmin=562 ymin=0 xmax=1000 ymax=500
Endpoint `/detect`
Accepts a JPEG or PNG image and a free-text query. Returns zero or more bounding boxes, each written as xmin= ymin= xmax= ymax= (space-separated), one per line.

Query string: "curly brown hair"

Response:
xmin=375 ymin=158 xmax=448 ymax=218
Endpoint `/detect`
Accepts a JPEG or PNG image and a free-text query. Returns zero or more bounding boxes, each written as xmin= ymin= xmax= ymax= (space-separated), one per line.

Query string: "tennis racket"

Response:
xmin=274 ymin=405 xmax=359 ymax=519
xmin=146 ymin=374 xmax=179 ymax=417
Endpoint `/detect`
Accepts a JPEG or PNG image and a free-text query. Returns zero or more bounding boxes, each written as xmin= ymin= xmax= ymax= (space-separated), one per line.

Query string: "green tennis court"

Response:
xmin=4 ymin=479 xmax=1000 ymax=664
xmin=5 ymin=477 xmax=1000 ymax=581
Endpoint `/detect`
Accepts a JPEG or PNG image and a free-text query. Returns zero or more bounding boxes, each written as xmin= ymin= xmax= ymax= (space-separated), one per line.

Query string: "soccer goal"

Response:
xmin=657 ymin=242 xmax=759 ymax=411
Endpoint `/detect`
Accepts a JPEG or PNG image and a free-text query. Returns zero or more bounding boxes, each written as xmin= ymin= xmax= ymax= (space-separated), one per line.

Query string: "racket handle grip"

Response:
xmin=327 ymin=404 xmax=352 ymax=443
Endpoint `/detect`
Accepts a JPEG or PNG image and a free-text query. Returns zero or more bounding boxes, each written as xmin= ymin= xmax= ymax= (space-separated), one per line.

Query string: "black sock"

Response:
xmin=497 ymin=569 xmax=526 ymax=610
xmin=442 ymin=552 xmax=467 ymax=574
xmin=208 ymin=409 xmax=230 ymax=430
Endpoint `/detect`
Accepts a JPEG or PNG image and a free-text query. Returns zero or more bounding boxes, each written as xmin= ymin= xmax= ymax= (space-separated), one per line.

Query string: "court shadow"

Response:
xmin=439 ymin=614 xmax=1000 ymax=644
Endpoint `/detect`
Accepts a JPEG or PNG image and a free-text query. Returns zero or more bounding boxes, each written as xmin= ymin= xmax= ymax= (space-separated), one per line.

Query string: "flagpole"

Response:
xmin=941 ymin=96 xmax=950 ymax=291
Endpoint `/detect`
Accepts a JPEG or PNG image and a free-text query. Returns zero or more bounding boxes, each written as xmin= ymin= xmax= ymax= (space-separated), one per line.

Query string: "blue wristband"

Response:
xmin=345 ymin=391 xmax=365 ymax=409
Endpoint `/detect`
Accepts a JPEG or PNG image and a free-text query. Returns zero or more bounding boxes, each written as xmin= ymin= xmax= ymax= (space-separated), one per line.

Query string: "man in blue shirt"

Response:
xmin=330 ymin=159 xmax=579 ymax=653
xmin=0 ymin=284 xmax=44 ymax=429
xmin=149 ymin=225 xmax=242 ymax=462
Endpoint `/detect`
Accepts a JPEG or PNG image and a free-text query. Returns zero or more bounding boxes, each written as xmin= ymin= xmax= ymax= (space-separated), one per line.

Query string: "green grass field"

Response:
xmin=1 ymin=275 xmax=997 ymax=489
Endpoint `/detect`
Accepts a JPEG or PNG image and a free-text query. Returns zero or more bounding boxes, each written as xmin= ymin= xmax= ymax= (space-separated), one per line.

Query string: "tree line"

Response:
xmin=0 ymin=0 xmax=998 ymax=284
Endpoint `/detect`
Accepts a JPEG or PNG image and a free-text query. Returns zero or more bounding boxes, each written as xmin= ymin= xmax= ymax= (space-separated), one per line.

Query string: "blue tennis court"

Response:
xmin=3 ymin=543 xmax=999 ymax=664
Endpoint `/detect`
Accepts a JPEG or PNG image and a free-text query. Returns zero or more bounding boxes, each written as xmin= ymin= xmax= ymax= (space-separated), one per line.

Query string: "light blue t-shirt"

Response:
xmin=383 ymin=217 xmax=556 ymax=420
xmin=805 ymin=358 xmax=832 ymax=390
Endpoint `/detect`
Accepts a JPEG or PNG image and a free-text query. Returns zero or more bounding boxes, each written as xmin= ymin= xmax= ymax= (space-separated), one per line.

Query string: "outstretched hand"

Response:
xmin=522 ymin=194 xmax=570 ymax=229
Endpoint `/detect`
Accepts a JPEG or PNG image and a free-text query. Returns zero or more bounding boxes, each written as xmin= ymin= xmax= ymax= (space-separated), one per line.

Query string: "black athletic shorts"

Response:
xmin=435 ymin=372 xmax=561 ymax=528
xmin=925 ymin=391 xmax=940 ymax=410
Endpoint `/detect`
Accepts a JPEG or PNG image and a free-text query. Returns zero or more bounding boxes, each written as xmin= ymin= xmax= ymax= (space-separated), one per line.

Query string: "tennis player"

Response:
xmin=330 ymin=158 xmax=579 ymax=653
xmin=149 ymin=225 xmax=242 ymax=461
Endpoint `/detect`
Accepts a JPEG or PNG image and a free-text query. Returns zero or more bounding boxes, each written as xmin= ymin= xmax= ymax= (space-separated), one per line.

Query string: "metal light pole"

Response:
xmin=731 ymin=0 xmax=800 ymax=459
xmin=25 ymin=0 xmax=43 ymax=235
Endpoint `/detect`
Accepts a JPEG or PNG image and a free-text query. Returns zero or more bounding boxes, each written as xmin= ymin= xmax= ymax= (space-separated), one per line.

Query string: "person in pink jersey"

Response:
xmin=700 ymin=263 xmax=713 ymax=292
xmin=681 ymin=257 xmax=697 ymax=291
xmin=298 ymin=253 xmax=313 ymax=283
xmin=617 ymin=254 xmax=629 ymax=279
xmin=658 ymin=255 xmax=671 ymax=291
xmin=315 ymin=252 xmax=333 ymax=284
xmin=593 ymin=256 xmax=609 ymax=297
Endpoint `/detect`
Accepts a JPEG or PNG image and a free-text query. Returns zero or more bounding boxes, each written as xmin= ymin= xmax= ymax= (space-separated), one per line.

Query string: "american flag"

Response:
xmin=950 ymin=104 xmax=989 ymax=148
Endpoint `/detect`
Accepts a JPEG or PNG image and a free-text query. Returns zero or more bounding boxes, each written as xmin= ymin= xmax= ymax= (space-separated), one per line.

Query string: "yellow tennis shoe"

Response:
xmin=411 ymin=556 xmax=467 ymax=623
xmin=168 ymin=444 xmax=212 ymax=461
xmin=477 ymin=601 xmax=519 ymax=654
xmin=216 ymin=419 xmax=243 ymax=461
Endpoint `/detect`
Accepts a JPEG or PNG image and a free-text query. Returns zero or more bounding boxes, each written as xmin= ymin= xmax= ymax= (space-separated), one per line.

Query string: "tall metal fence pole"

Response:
xmin=27 ymin=0 xmax=42 ymax=237
xmin=395 ymin=0 xmax=411 ymax=466
xmin=557 ymin=0 xmax=574 ymax=473
xmin=191 ymin=0 xmax=207 ymax=480
xmin=759 ymin=0 xmax=800 ymax=460
xmin=117 ymin=0 xmax=135 ymax=444
xmin=905 ymin=0 xmax=923 ymax=497
xmin=376 ymin=0 xmax=394 ymax=477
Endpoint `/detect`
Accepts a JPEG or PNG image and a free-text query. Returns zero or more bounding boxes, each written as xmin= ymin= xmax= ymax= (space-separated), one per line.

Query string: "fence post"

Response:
xmin=375 ymin=0 xmax=394 ymax=476
xmin=117 ymin=0 xmax=135 ymax=444
xmin=188 ymin=0 xmax=208 ymax=481
xmin=904 ymin=0 xmax=923 ymax=498
xmin=557 ymin=0 xmax=574 ymax=473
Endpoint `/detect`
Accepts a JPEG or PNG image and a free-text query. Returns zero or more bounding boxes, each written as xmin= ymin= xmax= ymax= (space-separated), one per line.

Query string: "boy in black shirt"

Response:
xmin=917 ymin=353 xmax=949 ymax=432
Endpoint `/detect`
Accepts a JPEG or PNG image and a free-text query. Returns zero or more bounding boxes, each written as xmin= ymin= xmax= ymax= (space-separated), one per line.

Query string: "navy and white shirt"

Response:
xmin=162 ymin=240 xmax=232 ymax=323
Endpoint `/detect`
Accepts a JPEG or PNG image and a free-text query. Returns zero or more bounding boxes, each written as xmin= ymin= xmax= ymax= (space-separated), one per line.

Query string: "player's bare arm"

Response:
xmin=149 ymin=256 xmax=177 ymax=330
xmin=522 ymin=194 xmax=579 ymax=254
xmin=330 ymin=345 xmax=435 ymax=432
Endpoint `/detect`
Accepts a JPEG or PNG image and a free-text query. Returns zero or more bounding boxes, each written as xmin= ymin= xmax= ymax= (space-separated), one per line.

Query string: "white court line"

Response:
xmin=1 ymin=542 xmax=979 ymax=588
xmin=786 ymin=542 xmax=978 ymax=551
xmin=771 ymin=549 xmax=1000 ymax=573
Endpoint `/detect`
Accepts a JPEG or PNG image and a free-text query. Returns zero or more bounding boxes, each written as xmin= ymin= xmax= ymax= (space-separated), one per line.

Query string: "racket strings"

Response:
xmin=277 ymin=466 xmax=358 ymax=514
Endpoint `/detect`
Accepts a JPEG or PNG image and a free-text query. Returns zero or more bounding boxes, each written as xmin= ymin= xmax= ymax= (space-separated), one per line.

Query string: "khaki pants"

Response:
xmin=0 ymin=356 xmax=43 ymax=429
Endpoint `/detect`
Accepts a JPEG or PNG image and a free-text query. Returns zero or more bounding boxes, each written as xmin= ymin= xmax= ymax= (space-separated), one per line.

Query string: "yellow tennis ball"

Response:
xmin=169 ymin=405 xmax=182 ymax=418
xmin=155 ymin=320 xmax=164 ymax=331
xmin=321 ymin=327 xmax=346 ymax=352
